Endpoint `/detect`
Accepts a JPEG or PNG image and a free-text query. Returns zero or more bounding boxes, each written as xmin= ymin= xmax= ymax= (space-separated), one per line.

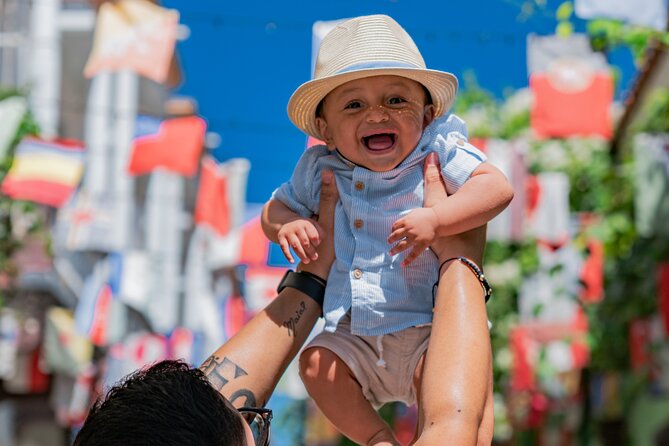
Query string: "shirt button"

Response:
xmin=456 ymin=138 xmax=465 ymax=147
xmin=355 ymin=181 xmax=365 ymax=191
xmin=354 ymin=219 xmax=363 ymax=229
xmin=353 ymin=268 xmax=363 ymax=279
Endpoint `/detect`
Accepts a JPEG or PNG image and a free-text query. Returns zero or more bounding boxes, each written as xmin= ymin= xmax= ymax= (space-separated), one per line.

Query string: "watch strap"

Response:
xmin=277 ymin=270 xmax=326 ymax=309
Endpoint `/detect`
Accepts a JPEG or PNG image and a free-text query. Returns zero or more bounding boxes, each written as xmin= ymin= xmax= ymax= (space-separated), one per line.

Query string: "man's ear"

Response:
xmin=423 ymin=104 xmax=435 ymax=129
xmin=316 ymin=117 xmax=334 ymax=149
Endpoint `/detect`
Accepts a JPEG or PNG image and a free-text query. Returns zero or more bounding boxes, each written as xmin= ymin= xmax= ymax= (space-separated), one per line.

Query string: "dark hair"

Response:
xmin=74 ymin=360 xmax=246 ymax=446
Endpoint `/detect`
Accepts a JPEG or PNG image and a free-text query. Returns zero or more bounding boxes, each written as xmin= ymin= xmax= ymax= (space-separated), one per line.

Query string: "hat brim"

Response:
xmin=287 ymin=67 xmax=458 ymax=140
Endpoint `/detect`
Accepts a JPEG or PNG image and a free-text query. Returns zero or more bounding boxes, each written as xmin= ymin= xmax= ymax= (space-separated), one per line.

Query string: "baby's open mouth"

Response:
xmin=362 ymin=133 xmax=396 ymax=151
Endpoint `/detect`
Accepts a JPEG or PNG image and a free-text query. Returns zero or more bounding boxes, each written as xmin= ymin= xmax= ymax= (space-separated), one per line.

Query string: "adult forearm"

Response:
xmin=418 ymin=260 xmax=492 ymax=445
xmin=200 ymin=287 xmax=322 ymax=408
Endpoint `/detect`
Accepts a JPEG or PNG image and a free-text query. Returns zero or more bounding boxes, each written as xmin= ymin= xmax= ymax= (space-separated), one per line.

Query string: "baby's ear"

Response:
xmin=423 ymin=104 xmax=435 ymax=129
xmin=316 ymin=117 xmax=335 ymax=149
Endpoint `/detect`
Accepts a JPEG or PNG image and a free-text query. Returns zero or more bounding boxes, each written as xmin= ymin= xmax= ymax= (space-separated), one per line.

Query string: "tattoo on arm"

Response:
xmin=230 ymin=389 xmax=257 ymax=408
xmin=200 ymin=355 xmax=249 ymax=390
xmin=282 ymin=301 xmax=307 ymax=337
xmin=200 ymin=356 xmax=258 ymax=407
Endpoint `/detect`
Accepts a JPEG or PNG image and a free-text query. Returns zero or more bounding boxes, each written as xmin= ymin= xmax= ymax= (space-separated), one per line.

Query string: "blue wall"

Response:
xmin=165 ymin=0 xmax=636 ymax=203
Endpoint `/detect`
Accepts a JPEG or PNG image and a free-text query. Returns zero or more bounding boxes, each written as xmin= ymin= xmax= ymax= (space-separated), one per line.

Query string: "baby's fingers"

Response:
xmin=387 ymin=226 xmax=407 ymax=245
xmin=401 ymin=242 xmax=429 ymax=267
xmin=304 ymin=225 xmax=322 ymax=261
xmin=278 ymin=236 xmax=295 ymax=264
xmin=287 ymin=233 xmax=311 ymax=264
xmin=389 ymin=238 xmax=410 ymax=256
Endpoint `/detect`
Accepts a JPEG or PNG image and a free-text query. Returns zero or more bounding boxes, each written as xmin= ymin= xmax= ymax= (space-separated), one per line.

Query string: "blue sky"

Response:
xmin=164 ymin=0 xmax=636 ymax=203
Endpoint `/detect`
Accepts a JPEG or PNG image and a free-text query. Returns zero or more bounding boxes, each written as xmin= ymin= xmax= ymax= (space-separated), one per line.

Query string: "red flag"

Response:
xmin=629 ymin=318 xmax=652 ymax=370
xmin=127 ymin=116 xmax=206 ymax=176
xmin=194 ymin=157 xmax=230 ymax=236
xmin=510 ymin=327 xmax=536 ymax=391
xmin=659 ymin=263 xmax=669 ymax=335
xmin=580 ymin=239 xmax=604 ymax=303
xmin=530 ymin=72 xmax=613 ymax=139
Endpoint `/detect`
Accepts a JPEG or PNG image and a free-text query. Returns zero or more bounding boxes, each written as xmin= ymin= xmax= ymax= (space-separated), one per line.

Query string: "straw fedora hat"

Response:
xmin=287 ymin=14 xmax=458 ymax=140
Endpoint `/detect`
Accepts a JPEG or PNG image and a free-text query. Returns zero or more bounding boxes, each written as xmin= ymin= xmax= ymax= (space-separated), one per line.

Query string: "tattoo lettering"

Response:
xmin=282 ymin=301 xmax=307 ymax=337
xmin=200 ymin=356 xmax=248 ymax=391
xmin=229 ymin=389 xmax=257 ymax=408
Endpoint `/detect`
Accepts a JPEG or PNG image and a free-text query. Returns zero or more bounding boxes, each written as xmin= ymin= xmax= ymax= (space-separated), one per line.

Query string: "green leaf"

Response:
xmin=556 ymin=21 xmax=574 ymax=37
xmin=556 ymin=1 xmax=574 ymax=21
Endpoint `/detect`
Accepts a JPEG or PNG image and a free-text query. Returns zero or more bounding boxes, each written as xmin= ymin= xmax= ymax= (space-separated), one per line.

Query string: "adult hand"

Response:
xmin=298 ymin=170 xmax=337 ymax=280
xmin=422 ymin=152 xmax=486 ymax=266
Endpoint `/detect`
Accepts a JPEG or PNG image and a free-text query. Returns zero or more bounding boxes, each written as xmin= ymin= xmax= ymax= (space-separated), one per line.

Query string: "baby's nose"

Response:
xmin=365 ymin=105 xmax=390 ymax=122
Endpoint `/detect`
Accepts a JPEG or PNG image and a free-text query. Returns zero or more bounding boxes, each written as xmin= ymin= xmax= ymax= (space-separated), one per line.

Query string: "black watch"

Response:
xmin=277 ymin=270 xmax=326 ymax=309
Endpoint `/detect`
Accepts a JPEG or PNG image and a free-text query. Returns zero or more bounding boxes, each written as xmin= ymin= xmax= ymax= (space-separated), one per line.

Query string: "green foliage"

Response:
xmin=454 ymin=66 xmax=660 ymax=434
xmin=454 ymin=72 xmax=531 ymax=140
xmin=587 ymin=19 xmax=669 ymax=65
xmin=0 ymin=89 xmax=41 ymax=294
xmin=633 ymin=88 xmax=669 ymax=134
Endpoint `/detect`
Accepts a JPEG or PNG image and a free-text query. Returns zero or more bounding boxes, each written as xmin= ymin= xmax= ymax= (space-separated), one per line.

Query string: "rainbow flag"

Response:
xmin=1 ymin=137 xmax=85 ymax=207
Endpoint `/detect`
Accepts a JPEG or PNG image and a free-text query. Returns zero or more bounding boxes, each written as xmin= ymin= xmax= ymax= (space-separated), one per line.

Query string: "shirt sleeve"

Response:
xmin=271 ymin=145 xmax=326 ymax=217
xmin=420 ymin=114 xmax=487 ymax=195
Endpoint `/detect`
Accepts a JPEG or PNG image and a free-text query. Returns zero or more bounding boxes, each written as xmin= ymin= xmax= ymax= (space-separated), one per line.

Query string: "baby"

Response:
xmin=261 ymin=15 xmax=513 ymax=446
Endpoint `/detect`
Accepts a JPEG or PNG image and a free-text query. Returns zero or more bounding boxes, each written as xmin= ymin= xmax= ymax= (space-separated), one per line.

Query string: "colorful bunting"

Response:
xmin=84 ymin=0 xmax=179 ymax=83
xmin=527 ymin=34 xmax=613 ymax=140
xmin=194 ymin=157 xmax=230 ymax=236
xmin=127 ymin=115 xmax=206 ymax=176
xmin=75 ymin=260 xmax=127 ymax=347
xmin=530 ymin=72 xmax=613 ymax=140
xmin=43 ymin=307 xmax=94 ymax=377
xmin=580 ymin=239 xmax=604 ymax=303
xmin=1 ymin=137 xmax=85 ymax=207
xmin=659 ymin=263 xmax=669 ymax=335
xmin=527 ymin=173 xmax=571 ymax=247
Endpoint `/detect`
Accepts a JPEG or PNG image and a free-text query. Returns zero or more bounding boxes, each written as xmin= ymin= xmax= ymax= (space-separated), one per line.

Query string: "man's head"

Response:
xmin=316 ymin=74 xmax=434 ymax=171
xmin=287 ymin=14 xmax=458 ymax=143
xmin=74 ymin=360 xmax=256 ymax=446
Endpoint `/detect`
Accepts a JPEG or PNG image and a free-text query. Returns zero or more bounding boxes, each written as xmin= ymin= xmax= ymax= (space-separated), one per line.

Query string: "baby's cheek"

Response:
xmin=392 ymin=108 xmax=424 ymax=128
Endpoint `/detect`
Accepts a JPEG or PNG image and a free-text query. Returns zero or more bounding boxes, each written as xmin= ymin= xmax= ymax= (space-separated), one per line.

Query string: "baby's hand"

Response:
xmin=277 ymin=218 xmax=323 ymax=264
xmin=387 ymin=208 xmax=439 ymax=266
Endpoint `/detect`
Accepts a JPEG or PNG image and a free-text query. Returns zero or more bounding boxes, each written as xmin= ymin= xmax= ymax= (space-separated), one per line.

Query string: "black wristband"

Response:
xmin=277 ymin=270 xmax=326 ymax=310
xmin=432 ymin=256 xmax=492 ymax=305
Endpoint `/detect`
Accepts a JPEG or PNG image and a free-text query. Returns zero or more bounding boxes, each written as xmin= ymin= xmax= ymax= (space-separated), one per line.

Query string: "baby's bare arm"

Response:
xmin=432 ymin=162 xmax=513 ymax=236
xmin=388 ymin=162 xmax=512 ymax=266
xmin=261 ymin=198 xmax=323 ymax=264
xmin=261 ymin=198 xmax=298 ymax=244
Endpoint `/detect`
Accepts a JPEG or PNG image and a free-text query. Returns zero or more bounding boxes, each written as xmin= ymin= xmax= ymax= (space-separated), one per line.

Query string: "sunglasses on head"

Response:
xmin=238 ymin=407 xmax=272 ymax=446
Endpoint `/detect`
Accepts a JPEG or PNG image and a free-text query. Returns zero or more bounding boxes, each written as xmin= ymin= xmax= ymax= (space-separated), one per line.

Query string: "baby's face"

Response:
xmin=316 ymin=75 xmax=434 ymax=172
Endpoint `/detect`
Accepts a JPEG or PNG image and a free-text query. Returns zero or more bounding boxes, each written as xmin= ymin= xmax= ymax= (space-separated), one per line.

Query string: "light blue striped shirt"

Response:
xmin=273 ymin=114 xmax=486 ymax=336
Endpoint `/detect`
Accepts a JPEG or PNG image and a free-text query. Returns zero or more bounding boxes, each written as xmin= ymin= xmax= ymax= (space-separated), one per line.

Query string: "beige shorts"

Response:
xmin=304 ymin=313 xmax=431 ymax=408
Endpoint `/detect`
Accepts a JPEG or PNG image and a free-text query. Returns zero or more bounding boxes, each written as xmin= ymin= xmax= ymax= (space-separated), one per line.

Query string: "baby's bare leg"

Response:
xmin=299 ymin=347 xmax=400 ymax=446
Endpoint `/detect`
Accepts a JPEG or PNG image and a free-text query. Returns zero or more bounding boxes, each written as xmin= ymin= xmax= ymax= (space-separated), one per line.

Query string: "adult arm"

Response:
xmin=415 ymin=153 xmax=494 ymax=446
xmin=201 ymin=171 xmax=338 ymax=408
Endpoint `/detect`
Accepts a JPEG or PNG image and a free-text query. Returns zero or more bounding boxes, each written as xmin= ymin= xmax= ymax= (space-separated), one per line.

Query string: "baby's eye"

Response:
xmin=387 ymin=97 xmax=406 ymax=105
xmin=344 ymin=101 xmax=362 ymax=109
